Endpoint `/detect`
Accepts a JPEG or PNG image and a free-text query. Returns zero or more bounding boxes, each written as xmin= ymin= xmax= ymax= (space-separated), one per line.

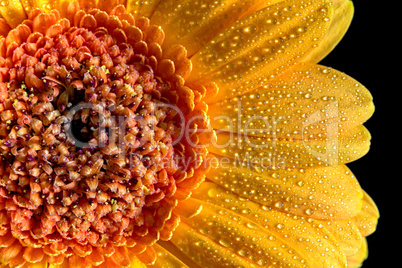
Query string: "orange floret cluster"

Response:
xmin=0 ymin=3 xmax=210 ymax=266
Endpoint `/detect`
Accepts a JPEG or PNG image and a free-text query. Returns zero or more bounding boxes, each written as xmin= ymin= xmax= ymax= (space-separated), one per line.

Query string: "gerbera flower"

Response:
xmin=0 ymin=0 xmax=378 ymax=267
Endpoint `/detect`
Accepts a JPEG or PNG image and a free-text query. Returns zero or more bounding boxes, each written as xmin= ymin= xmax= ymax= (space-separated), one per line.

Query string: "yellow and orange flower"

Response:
xmin=0 ymin=0 xmax=378 ymax=267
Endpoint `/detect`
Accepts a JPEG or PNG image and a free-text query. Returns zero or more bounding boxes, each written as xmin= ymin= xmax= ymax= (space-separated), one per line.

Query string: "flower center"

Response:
xmin=0 ymin=4 xmax=208 ymax=264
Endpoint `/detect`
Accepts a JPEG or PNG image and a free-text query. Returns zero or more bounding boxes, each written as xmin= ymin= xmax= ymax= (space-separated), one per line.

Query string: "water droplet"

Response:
xmin=246 ymin=222 xmax=258 ymax=230
xmin=238 ymin=248 xmax=250 ymax=257
xmin=261 ymin=205 xmax=270 ymax=211
xmin=304 ymin=208 xmax=314 ymax=216
xmin=253 ymin=165 xmax=264 ymax=173
xmin=194 ymin=241 xmax=204 ymax=247
xmin=220 ymin=40 xmax=231 ymax=49
xmin=208 ymin=187 xmax=220 ymax=198
xmin=276 ymin=223 xmax=285 ymax=230
xmin=199 ymin=227 xmax=211 ymax=235
xmin=241 ymin=208 xmax=251 ymax=214
xmin=322 ymin=68 xmax=331 ymax=74
xmin=297 ymin=27 xmax=307 ymax=33
xmin=219 ymin=237 xmax=232 ymax=248
xmin=266 ymin=18 xmax=277 ymax=24
xmin=243 ymin=24 xmax=257 ymax=34
xmin=0 ymin=0 xmax=9 ymax=6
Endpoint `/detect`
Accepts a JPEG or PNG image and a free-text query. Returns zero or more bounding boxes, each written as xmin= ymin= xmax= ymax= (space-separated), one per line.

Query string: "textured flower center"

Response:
xmin=0 ymin=4 xmax=208 ymax=265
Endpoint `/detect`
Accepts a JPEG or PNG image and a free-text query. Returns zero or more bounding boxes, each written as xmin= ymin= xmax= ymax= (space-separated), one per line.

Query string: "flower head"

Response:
xmin=0 ymin=0 xmax=378 ymax=267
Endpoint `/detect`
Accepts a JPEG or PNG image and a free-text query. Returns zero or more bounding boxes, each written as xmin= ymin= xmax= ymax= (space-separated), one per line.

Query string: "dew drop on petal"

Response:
xmin=238 ymin=248 xmax=250 ymax=257
xmin=276 ymin=223 xmax=285 ymax=230
xmin=304 ymin=208 xmax=314 ymax=216
xmin=219 ymin=237 xmax=233 ymax=248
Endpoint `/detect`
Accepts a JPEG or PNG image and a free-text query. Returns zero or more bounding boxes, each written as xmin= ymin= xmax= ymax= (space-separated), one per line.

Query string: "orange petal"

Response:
xmin=50 ymin=241 xmax=68 ymax=254
xmin=33 ymin=12 xmax=54 ymax=35
xmin=85 ymin=247 xmax=105 ymax=266
xmin=135 ymin=246 xmax=157 ymax=265
xmin=129 ymin=243 xmax=147 ymax=254
xmin=9 ymin=252 xmax=26 ymax=268
xmin=0 ymin=240 xmax=23 ymax=264
xmin=23 ymin=247 xmax=45 ymax=263
xmin=159 ymin=213 xmax=180 ymax=241
xmin=68 ymin=254 xmax=90 ymax=268
xmin=47 ymin=254 xmax=65 ymax=265
xmin=14 ymin=24 xmax=32 ymax=45
xmin=110 ymin=246 xmax=131 ymax=267
xmin=64 ymin=0 xmax=80 ymax=23
xmin=156 ymin=58 xmax=175 ymax=79
xmin=131 ymin=229 xmax=160 ymax=246
xmin=46 ymin=24 xmax=64 ymax=38
xmin=145 ymin=24 xmax=164 ymax=46
xmin=0 ymin=231 xmax=16 ymax=247
xmin=0 ymin=18 xmax=11 ymax=37
xmin=72 ymin=243 xmax=92 ymax=257
xmin=80 ymin=13 xmax=97 ymax=31
xmin=187 ymin=0 xmax=333 ymax=102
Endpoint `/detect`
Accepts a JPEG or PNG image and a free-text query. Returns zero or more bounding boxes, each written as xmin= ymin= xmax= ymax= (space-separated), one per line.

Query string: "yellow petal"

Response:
xmin=170 ymin=220 xmax=255 ymax=267
xmin=179 ymin=188 xmax=348 ymax=267
xmin=304 ymin=0 xmax=354 ymax=63
xmin=209 ymin=124 xmax=371 ymax=168
xmin=126 ymin=0 xmax=162 ymax=18
xmin=32 ymin=0 xmax=60 ymax=12
xmin=347 ymin=238 xmax=368 ymax=268
xmin=208 ymin=63 xmax=374 ymax=135
xmin=157 ymin=241 xmax=201 ymax=268
xmin=148 ymin=243 xmax=189 ymax=268
xmin=187 ymin=0 xmax=333 ymax=102
xmin=206 ymin=157 xmax=363 ymax=220
xmin=26 ymin=258 xmax=48 ymax=268
xmin=175 ymin=198 xmax=203 ymax=218
xmin=127 ymin=250 xmax=149 ymax=267
xmin=19 ymin=0 xmax=34 ymax=14
xmin=353 ymin=191 xmax=379 ymax=237
xmin=207 ymin=64 xmax=374 ymax=166
xmin=0 ymin=0 xmax=27 ymax=28
xmin=319 ymin=219 xmax=363 ymax=257
xmin=150 ymin=0 xmax=280 ymax=57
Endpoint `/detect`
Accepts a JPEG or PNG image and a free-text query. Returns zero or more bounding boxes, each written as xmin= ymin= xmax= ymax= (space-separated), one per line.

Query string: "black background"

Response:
xmin=320 ymin=1 xmax=396 ymax=267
